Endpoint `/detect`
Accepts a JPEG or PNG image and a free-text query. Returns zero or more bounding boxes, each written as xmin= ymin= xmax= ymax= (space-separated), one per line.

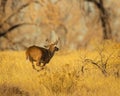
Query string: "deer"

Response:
xmin=26 ymin=40 xmax=59 ymax=71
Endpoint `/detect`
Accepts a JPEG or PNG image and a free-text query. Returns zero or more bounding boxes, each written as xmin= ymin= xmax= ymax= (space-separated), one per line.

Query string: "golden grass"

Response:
xmin=0 ymin=41 xmax=120 ymax=96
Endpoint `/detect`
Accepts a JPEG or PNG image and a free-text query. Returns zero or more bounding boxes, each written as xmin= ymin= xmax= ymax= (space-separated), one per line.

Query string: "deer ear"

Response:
xmin=53 ymin=38 xmax=59 ymax=45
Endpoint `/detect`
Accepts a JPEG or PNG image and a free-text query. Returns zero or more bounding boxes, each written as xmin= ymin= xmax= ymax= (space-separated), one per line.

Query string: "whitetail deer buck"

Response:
xmin=26 ymin=40 xmax=59 ymax=71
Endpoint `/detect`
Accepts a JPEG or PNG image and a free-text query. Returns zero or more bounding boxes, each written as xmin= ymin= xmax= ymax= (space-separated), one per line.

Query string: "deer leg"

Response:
xmin=38 ymin=63 xmax=45 ymax=70
xmin=30 ymin=60 xmax=37 ymax=70
xmin=36 ymin=56 xmax=42 ymax=66
xmin=32 ymin=62 xmax=41 ymax=71
xmin=42 ymin=63 xmax=46 ymax=67
xmin=36 ymin=60 xmax=41 ymax=66
xmin=30 ymin=61 xmax=36 ymax=70
xmin=29 ymin=57 xmax=36 ymax=70
xmin=29 ymin=58 xmax=41 ymax=71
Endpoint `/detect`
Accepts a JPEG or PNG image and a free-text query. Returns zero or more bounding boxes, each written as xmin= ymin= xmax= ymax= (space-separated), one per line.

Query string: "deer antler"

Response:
xmin=53 ymin=40 xmax=58 ymax=45
xmin=53 ymin=37 xmax=60 ymax=45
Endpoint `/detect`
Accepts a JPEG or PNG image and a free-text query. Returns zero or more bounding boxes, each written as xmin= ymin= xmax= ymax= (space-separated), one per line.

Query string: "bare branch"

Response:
xmin=1 ymin=0 xmax=39 ymax=24
xmin=104 ymin=51 xmax=114 ymax=69
xmin=84 ymin=59 xmax=102 ymax=70
xmin=85 ymin=0 xmax=112 ymax=39
xmin=84 ymin=58 xmax=107 ymax=76
xmin=0 ymin=23 xmax=36 ymax=37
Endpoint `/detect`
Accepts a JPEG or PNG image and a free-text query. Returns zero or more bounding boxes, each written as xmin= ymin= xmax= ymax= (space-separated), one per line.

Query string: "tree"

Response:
xmin=0 ymin=0 xmax=40 ymax=50
xmin=80 ymin=0 xmax=112 ymax=39
xmin=0 ymin=0 xmax=39 ymax=37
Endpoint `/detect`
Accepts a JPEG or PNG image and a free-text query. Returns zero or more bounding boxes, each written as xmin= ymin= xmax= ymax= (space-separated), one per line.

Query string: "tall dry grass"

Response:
xmin=0 ymin=41 xmax=120 ymax=96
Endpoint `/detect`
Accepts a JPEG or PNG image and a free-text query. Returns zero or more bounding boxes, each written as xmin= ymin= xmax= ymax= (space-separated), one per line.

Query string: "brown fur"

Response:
xmin=26 ymin=44 xmax=59 ymax=71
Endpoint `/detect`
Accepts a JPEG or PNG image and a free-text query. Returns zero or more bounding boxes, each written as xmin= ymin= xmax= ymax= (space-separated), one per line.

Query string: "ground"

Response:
xmin=0 ymin=41 xmax=120 ymax=96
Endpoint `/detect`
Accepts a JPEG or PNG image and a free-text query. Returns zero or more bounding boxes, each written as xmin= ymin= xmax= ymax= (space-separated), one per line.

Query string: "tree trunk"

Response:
xmin=85 ymin=0 xmax=112 ymax=39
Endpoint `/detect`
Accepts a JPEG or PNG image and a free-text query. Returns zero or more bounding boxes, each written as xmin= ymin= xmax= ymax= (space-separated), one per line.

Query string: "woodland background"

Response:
xmin=0 ymin=0 xmax=120 ymax=50
xmin=0 ymin=1 xmax=120 ymax=96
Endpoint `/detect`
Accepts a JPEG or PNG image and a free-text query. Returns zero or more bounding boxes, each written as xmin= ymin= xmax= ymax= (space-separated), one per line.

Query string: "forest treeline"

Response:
xmin=0 ymin=0 xmax=120 ymax=50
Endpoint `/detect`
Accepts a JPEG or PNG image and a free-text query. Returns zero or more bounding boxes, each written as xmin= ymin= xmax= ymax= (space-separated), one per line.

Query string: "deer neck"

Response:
xmin=48 ymin=49 xmax=56 ymax=58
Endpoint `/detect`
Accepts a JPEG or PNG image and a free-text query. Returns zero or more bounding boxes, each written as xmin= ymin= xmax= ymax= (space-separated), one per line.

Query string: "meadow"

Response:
xmin=0 ymin=41 xmax=120 ymax=96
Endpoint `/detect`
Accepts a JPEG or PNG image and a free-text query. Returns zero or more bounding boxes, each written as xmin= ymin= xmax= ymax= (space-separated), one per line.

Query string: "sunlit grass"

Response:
xmin=0 ymin=41 xmax=120 ymax=96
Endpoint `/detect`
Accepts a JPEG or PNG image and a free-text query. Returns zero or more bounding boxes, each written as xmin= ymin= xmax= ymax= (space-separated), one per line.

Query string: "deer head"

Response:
xmin=44 ymin=39 xmax=59 ymax=53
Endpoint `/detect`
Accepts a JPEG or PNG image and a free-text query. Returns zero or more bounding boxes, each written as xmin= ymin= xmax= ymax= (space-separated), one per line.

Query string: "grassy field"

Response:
xmin=0 ymin=41 xmax=120 ymax=96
